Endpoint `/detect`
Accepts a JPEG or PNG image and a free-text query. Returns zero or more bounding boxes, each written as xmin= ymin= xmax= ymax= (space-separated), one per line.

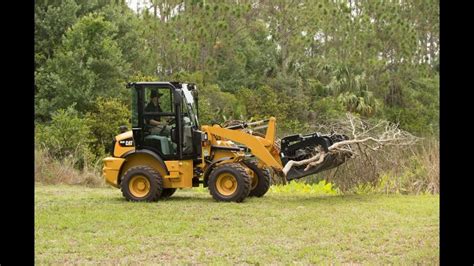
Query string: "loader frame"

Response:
xmin=103 ymin=81 xmax=348 ymax=202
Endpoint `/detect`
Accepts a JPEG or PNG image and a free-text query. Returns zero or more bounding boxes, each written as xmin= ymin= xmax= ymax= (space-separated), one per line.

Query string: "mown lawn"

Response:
xmin=35 ymin=184 xmax=439 ymax=264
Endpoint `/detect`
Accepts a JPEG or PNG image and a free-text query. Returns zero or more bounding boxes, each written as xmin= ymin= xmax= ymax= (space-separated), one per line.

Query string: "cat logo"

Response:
xmin=119 ymin=139 xmax=134 ymax=147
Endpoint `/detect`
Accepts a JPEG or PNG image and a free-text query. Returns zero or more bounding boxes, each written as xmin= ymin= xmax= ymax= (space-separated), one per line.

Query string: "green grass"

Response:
xmin=35 ymin=184 xmax=439 ymax=264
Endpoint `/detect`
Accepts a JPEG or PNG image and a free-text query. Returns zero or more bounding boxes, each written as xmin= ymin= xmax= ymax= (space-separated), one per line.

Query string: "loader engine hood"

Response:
xmin=112 ymin=130 xmax=135 ymax=157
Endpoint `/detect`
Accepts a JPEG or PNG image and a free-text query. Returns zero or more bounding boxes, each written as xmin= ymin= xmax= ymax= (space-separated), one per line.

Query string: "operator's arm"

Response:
xmin=149 ymin=119 xmax=161 ymax=126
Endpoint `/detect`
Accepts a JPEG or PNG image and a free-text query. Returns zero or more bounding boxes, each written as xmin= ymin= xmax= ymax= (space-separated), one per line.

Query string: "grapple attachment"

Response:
xmin=280 ymin=132 xmax=349 ymax=181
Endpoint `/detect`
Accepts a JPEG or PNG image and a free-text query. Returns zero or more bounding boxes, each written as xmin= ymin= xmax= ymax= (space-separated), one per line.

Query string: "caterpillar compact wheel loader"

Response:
xmin=103 ymin=82 xmax=347 ymax=202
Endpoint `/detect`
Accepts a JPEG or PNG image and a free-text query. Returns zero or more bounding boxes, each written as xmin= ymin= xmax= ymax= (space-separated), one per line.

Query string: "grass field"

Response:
xmin=35 ymin=184 xmax=439 ymax=264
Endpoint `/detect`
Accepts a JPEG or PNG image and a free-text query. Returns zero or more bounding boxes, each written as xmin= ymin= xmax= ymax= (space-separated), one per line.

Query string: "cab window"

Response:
xmin=142 ymin=87 xmax=177 ymax=156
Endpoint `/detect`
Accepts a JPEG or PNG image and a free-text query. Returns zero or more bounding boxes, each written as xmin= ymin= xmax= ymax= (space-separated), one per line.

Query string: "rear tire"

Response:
xmin=120 ymin=166 xmax=163 ymax=202
xmin=244 ymin=161 xmax=271 ymax=197
xmin=208 ymin=163 xmax=251 ymax=202
xmin=161 ymin=188 xmax=177 ymax=198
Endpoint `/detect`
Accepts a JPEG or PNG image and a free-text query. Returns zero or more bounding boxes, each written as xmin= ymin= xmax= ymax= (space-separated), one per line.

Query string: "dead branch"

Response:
xmin=282 ymin=113 xmax=419 ymax=176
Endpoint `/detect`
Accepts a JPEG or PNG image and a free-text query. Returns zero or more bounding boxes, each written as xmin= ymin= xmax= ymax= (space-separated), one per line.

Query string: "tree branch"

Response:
xmin=282 ymin=113 xmax=418 ymax=176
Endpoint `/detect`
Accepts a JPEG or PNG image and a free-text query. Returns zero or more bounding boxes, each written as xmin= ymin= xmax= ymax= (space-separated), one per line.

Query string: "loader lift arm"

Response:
xmin=202 ymin=117 xmax=346 ymax=181
xmin=201 ymin=117 xmax=283 ymax=171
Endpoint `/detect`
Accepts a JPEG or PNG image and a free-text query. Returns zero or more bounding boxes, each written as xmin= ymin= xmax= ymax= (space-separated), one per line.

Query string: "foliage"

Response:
xmin=270 ymin=180 xmax=338 ymax=195
xmin=353 ymin=139 xmax=439 ymax=195
xmin=319 ymin=138 xmax=439 ymax=195
xmin=34 ymin=0 xmax=80 ymax=67
xmin=35 ymin=106 xmax=95 ymax=168
xmin=199 ymin=84 xmax=246 ymax=124
xmin=99 ymin=4 xmax=150 ymax=74
xmin=35 ymin=0 xmax=439 ymax=134
xmin=35 ymin=148 xmax=103 ymax=186
xmin=86 ymin=97 xmax=131 ymax=157
xmin=384 ymin=74 xmax=439 ymax=135
xmin=34 ymin=0 xmax=439 ymax=186
xmin=239 ymin=86 xmax=286 ymax=120
xmin=35 ymin=12 xmax=129 ymax=121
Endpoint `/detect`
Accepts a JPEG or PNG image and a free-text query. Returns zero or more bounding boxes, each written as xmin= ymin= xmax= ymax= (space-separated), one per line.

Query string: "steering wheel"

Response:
xmin=164 ymin=118 xmax=177 ymax=140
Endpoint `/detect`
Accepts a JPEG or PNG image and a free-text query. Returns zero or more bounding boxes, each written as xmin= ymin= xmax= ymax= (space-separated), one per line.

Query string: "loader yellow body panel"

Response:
xmin=211 ymin=140 xmax=245 ymax=161
xmin=103 ymin=157 xmax=125 ymax=188
xmin=103 ymin=152 xmax=195 ymax=189
xmin=202 ymin=117 xmax=283 ymax=171
xmin=163 ymin=160 xmax=193 ymax=188
xmin=113 ymin=131 xmax=134 ymax=157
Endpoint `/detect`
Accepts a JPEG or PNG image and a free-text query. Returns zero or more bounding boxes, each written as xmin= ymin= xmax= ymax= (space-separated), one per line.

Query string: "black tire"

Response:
xmin=244 ymin=161 xmax=271 ymax=197
xmin=120 ymin=165 xmax=163 ymax=202
xmin=208 ymin=163 xmax=251 ymax=202
xmin=161 ymin=188 xmax=177 ymax=198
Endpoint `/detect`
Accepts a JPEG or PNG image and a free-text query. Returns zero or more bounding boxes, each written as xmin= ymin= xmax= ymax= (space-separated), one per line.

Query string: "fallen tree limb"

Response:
xmin=282 ymin=113 xmax=419 ymax=176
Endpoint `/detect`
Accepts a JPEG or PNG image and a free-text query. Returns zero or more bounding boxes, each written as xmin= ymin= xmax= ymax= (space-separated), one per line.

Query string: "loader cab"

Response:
xmin=128 ymin=82 xmax=202 ymax=161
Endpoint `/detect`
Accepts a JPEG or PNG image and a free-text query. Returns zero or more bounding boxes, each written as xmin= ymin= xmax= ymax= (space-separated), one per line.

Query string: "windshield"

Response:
xmin=182 ymin=84 xmax=199 ymax=128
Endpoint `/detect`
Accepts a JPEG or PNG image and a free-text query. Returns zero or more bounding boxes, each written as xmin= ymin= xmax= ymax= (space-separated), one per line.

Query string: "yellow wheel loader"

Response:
xmin=103 ymin=82 xmax=348 ymax=202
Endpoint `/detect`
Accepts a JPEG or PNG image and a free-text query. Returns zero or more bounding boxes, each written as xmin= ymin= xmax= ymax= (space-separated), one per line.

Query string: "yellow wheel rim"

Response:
xmin=250 ymin=171 xmax=258 ymax=190
xmin=216 ymin=173 xmax=238 ymax=196
xmin=129 ymin=175 xmax=150 ymax=198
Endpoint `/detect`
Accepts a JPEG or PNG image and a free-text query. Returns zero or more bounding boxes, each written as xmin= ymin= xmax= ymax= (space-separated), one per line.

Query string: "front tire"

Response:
xmin=244 ymin=161 xmax=271 ymax=197
xmin=121 ymin=166 xmax=163 ymax=202
xmin=208 ymin=163 xmax=251 ymax=202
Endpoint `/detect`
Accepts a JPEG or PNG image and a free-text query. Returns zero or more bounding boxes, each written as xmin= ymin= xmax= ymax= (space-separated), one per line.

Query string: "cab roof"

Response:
xmin=126 ymin=81 xmax=195 ymax=90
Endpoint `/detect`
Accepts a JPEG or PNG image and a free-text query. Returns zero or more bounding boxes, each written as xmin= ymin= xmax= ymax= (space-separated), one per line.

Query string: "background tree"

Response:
xmin=35 ymin=0 xmax=439 ymax=164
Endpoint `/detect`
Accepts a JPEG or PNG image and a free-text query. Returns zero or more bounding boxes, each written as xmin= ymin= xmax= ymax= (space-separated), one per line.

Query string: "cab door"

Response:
xmin=133 ymin=85 xmax=182 ymax=160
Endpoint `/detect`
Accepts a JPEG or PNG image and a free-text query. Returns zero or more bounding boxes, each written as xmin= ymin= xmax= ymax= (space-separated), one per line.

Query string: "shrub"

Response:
xmin=372 ymin=139 xmax=439 ymax=194
xmin=35 ymin=148 xmax=103 ymax=186
xmin=278 ymin=119 xmax=311 ymax=136
xmin=198 ymin=84 xmax=246 ymax=124
xmin=35 ymin=106 xmax=95 ymax=169
xmin=322 ymin=139 xmax=439 ymax=194
xmin=86 ymin=97 xmax=130 ymax=157
xmin=270 ymin=180 xmax=338 ymax=195
xmin=311 ymin=96 xmax=346 ymax=121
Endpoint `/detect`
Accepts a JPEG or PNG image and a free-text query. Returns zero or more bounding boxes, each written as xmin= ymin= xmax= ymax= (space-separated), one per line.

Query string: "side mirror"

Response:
xmin=119 ymin=125 xmax=128 ymax=133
